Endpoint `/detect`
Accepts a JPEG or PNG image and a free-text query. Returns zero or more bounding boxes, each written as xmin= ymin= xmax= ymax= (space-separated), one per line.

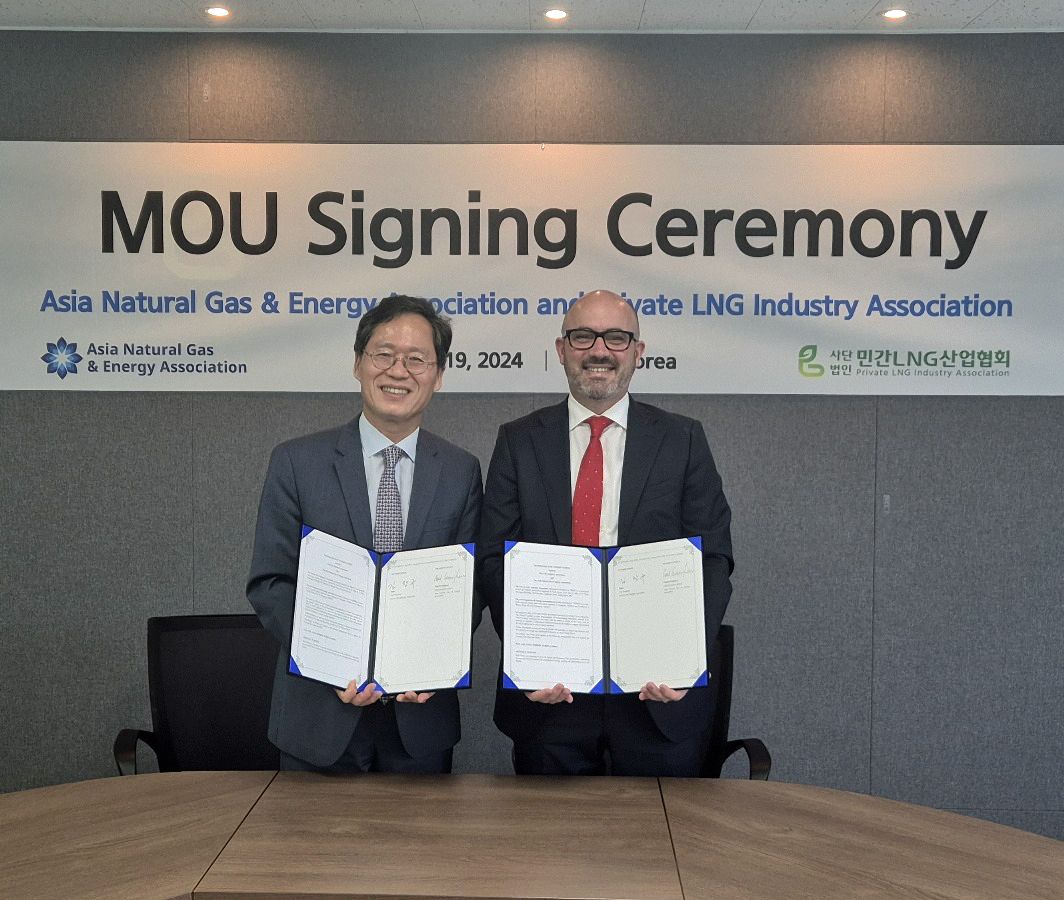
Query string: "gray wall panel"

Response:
xmin=651 ymin=394 xmax=877 ymax=791
xmin=0 ymin=32 xmax=189 ymax=141
xmin=534 ymin=35 xmax=887 ymax=144
xmin=188 ymin=34 xmax=539 ymax=143
xmin=0 ymin=392 xmax=193 ymax=791
xmin=884 ymin=34 xmax=1064 ymax=143
xmin=873 ymin=397 xmax=1064 ymax=810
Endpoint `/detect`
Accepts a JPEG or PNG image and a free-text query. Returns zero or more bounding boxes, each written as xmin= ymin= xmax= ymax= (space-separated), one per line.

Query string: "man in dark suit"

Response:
xmin=248 ymin=295 xmax=482 ymax=774
xmin=480 ymin=289 xmax=733 ymax=777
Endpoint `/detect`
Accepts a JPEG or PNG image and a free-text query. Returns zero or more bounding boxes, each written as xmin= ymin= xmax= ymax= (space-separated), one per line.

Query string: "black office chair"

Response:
xmin=114 ymin=614 xmax=280 ymax=774
xmin=702 ymin=625 xmax=771 ymax=779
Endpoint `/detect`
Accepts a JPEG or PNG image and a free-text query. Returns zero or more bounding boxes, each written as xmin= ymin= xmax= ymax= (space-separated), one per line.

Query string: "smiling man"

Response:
xmin=248 ymin=295 xmax=482 ymax=774
xmin=479 ymin=289 xmax=734 ymax=776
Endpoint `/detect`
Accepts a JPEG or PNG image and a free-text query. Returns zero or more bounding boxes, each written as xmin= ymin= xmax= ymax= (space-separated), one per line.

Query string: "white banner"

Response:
xmin=2 ymin=142 xmax=1061 ymax=393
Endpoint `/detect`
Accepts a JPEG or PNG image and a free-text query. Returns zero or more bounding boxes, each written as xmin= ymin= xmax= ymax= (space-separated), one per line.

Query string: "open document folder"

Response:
xmin=503 ymin=537 xmax=708 ymax=694
xmin=289 ymin=526 xmax=474 ymax=695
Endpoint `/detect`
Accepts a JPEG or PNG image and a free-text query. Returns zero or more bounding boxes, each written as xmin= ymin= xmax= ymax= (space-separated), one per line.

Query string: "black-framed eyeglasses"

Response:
xmin=364 ymin=350 xmax=436 ymax=375
xmin=562 ymin=328 xmax=637 ymax=351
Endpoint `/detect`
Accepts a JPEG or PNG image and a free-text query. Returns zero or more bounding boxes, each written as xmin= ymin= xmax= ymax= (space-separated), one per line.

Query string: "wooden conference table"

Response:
xmin=2 ymin=772 xmax=1062 ymax=899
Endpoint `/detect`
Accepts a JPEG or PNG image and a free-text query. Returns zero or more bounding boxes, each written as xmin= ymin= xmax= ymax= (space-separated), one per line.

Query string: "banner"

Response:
xmin=2 ymin=142 xmax=1061 ymax=393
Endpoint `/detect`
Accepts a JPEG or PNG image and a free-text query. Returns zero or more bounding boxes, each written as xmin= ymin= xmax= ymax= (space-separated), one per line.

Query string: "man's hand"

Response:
xmin=335 ymin=680 xmax=383 ymax=706
xmin=526 ymin=683 xmax=573 ymax=704
xmin=395 ymin=691 xmax=435 ymax=703
xmin=639 ymin=683 xmax=688 ymax=703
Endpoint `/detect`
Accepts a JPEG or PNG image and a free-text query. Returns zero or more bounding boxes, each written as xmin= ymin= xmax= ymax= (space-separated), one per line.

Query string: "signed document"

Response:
xmin=607 ymin=539 xmax=706 ymax=693
xmin=503 ymin=537 xmax=707 ymax=694
xmin=289 ymin=526 xmax=474 ymax=695
xmin=503 ymin=542 xmax=603 ymax=693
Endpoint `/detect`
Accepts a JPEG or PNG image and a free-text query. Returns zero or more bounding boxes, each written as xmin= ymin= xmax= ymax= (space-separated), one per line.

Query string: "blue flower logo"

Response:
xmin=41 ymin=337 xmax=83 ymax=380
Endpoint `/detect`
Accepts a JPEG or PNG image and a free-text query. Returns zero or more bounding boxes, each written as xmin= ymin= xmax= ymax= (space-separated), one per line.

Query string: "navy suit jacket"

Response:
xmin=479 ymin=397 xmax=733 ymax=745
xmin=247 ymin=417 xmax=482 ymax=766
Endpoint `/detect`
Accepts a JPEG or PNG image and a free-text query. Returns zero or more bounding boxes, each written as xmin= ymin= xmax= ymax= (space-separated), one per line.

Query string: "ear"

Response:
xmin=555 ymin=335 xmax=566 ymax=365
xmin=353 ymin=355 xmax=363 ymax=386
xmin=633 ymin=339 xmax=646 ymax=366
xmin=431 ymin=365 xmax=444 ymax=393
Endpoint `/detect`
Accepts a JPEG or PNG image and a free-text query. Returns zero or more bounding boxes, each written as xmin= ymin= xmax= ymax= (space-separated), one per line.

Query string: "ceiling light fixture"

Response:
xmin=881 ymin=9 xmax=908 ymax=20
xmin=544 ymin=9 xmax=567 ymax=21
xmin=206 ymin=6 xmax=231 ymax=17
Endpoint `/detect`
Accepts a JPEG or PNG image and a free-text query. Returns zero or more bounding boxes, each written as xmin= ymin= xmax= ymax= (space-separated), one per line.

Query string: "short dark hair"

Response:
xmin=354 ymin=295 xmax=452 ymax=367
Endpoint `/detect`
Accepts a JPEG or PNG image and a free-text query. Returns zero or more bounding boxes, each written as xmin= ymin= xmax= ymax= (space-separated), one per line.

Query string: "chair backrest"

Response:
xmin=703 ymin=624 xmax=735 ymax=777
xmin=147 ymin=614 xmax=280 ymax=771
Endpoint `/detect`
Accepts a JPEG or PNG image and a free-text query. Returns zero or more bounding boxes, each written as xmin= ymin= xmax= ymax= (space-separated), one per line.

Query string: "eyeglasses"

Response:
xmin=364 ymin=350 xmax=436 ymax=375
xmin=562 ymin=328 xmax=637 ymax=351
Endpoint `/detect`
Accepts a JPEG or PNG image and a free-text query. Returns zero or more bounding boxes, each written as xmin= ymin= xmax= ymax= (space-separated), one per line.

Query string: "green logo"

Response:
xmin=798 ymin=345 xmax=824 ymax=378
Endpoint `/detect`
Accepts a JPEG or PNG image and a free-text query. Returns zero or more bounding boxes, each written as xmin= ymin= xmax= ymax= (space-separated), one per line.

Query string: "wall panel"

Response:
xmin=0 ymin=392 xmax=193 ymax=790
xmin=883 ymin=34 xmax=1064 ymax=143
xmin=534 ymin=34 xmax=887 ymax=144
xmin=657 ymin=395 xmax=877 ymax=792
xmin=188 ymin=34 xmax=540 ymax=143
xmin=872 ymin=397 xmax=1064 ymax=811
xmin=1 ymin=31 xmax=189 ymax=141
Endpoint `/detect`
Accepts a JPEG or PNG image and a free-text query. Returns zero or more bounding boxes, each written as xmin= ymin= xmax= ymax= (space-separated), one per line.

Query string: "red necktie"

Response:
xmin=571 ymin=416 xmax=612 ymax=547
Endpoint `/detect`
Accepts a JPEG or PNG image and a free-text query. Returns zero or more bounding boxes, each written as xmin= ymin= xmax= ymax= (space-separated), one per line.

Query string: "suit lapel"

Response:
xmin=404 ymin=430 xmax=442 ymax=549
xmin=618 ymin=399 xmax=665 ymax=543
xmin=531 ymin=401 xmax=573 ymax=543
xmin=334 ymin=418 xmax=374 ymax=548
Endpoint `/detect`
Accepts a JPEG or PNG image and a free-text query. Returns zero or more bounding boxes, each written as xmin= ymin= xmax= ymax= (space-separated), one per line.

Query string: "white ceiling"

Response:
xmin=0 ymin=0 xmax=1061 ymax=32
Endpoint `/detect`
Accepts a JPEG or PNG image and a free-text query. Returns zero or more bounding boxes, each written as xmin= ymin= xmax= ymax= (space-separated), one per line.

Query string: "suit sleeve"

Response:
xmin=246 ymin=443 xmax=302 ymax=649
xmin=478 ymin=425 xmax=522 ymax=641
xmin=682 ymin=421 xmax=734 ymax=644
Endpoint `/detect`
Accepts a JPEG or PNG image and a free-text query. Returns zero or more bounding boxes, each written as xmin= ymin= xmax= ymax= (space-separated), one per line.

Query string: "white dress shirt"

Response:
xmin=567 ymin=393 xmax=629 ymax=547
xmin=359 ymin=415 xmax=419 ymax=534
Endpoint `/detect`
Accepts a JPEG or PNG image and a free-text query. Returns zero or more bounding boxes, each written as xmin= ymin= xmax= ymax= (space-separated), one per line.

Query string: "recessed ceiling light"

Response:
xmin=544 ymin=9 xmax=567 ymax=21
xmin=206 ymin=6 xmax=231 ymax=17
xmin=882 ymin=9 xmax=908 ymax=20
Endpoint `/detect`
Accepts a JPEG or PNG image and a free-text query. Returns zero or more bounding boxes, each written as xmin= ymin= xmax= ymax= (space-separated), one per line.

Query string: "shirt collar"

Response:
xmin=567 ymin=393 xmax=630 ymax=432
xmin=359 ymin=414 xmax=419 ymax=462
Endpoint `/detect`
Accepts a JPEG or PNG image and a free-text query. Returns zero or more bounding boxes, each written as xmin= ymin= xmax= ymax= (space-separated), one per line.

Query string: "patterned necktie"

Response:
xmin=373 ymin=445 xmax=405 ymax=553
xmin=571 ymin=416 xmax=612 ymax=547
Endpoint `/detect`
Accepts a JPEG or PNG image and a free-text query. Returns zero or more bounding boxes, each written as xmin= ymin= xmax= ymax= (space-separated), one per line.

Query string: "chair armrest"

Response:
xmin=721 ymin=738 xmax=772 ymax=780
xmin=113 ymin=728 xmax=162 ymax=776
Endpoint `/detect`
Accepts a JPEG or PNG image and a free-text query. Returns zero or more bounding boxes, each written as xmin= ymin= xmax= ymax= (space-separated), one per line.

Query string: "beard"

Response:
xmin=567 ymin=353 xmax=634 ymax=403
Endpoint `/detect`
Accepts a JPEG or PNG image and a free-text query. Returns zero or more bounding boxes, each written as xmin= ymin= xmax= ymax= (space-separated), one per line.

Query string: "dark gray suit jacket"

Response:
xmin=480 ymin=397 xmax=733 ymax=745
xmin=247 ymin=417 xmax=482 ymax=766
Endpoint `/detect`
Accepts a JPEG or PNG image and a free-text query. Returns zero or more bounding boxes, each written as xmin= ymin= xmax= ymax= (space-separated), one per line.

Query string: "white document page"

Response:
xmin=373 ymin=545 xmax=474 ymax=694
xmin=504 ymin=542 xmax=603 ymax=693
xmin=290 ymin=529 xmax=375 ymax=689
xmin=607 ymin=538 xmax=706 ymax=693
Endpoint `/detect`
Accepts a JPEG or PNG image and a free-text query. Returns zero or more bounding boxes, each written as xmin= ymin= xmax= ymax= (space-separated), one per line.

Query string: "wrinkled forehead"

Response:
xmin=563 ymin=295 xmax=639 ymax=335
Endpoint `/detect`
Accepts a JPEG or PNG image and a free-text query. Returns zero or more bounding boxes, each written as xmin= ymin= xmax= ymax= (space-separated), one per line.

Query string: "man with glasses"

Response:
xmin=480 ymin=289 xmax=733 ymax=776
xmin=248 ymin=295 xmax=482 ymax=774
